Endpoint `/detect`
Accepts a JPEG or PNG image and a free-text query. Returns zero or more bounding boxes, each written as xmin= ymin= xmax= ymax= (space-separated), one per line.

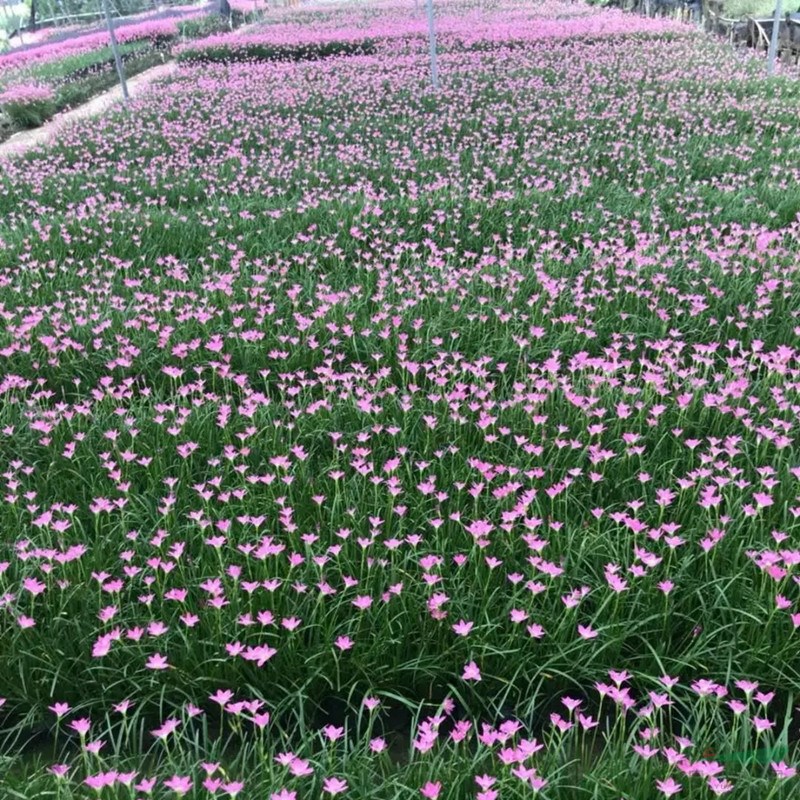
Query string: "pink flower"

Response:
xmin=151 ymin=718 xmax=180 ymax=740
xmin=69 ymin=718 xmax=91 ymax=737
xmin=756 ymin=230 xmax=778 ymax=251
xmin=84 ymin=772 xmax=117 ymax=790
xmin=22 ymin=577 xmax=46 ymax=596
xmin=530 ymin=775 xmax=548 ymax=791
xmin=163 ymin=775 xmax=192 ymax=795
xmin=526 ymin=622 xmax=545 ymax=638
xmin=577 ymin=624 xmax=598 ymax=639
xmin=135 ymin=776 xmax=157 ymax=793
xmin=727 ymin=699 xmax=747 ymax=715
xmin=49 ymin=702 xmax=70 ymax=717
xmin=145 ymin=652 xmax=169 ymax=670
xmin=751 ymin=716 xmax=775 ymax=733
xmin=322 ymin=725 xmax=344 ymax=741
xmin=210 ymin=689 xmax=234 ymax=706
xmin=288 ymin=758 xmax=313 ymax=778
xmin=420 ymin=781 xmax=442 ymax=800
xmin=114 ymin=699 xmax=133 ymax=714
xmin=753 ymin=492 xmax=773 ymax=508
xmin=462 ymin=661 xmax=481 ymax=681
xmin=708 ymin=777 xmax=734 ymax=795
xmin=323 ymin=776 xmax=348 ymax=795
xmin=771 ymin=761 xmax=797 ymax=778
xmin=656 ymin=777 xmax=682 ymax=797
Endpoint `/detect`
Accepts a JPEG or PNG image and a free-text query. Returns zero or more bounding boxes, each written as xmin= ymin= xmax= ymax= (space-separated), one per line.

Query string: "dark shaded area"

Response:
xmin=177 ymin=38 xmax=379 ymax=63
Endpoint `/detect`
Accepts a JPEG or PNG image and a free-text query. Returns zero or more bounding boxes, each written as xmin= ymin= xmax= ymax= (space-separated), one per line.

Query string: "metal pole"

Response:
xmin=425 ymin=0 xmax=438 ymax=89
xmin=767 ymin=0 xmax=783 ymax=75
xmin=102 ymin=0 xmax=129 ymax=104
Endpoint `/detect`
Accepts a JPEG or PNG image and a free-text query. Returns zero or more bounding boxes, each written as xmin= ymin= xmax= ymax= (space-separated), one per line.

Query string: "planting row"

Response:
xmin=0 ymin=12 xmax=238 ymax=135
xmin=176 ymin=3 xmax=687 ymax=62
xmin=4 ymin=675 xmax=799 ymax=798
xmin=1 ymin=0 xmax=800 ymax=795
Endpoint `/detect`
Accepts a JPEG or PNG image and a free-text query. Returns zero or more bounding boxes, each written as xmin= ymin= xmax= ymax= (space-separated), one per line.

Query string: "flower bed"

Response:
xmin=176 ymin=30 xmax=380 ymax=62
xmin=177 ymin=4 xmax=689 ymax=65
xmin=0 ymin=8 xmax=242 ymax=138
xmin=0 ymin=16 xmax=199 ymax=74
xmin=0 ymin=81 xmax=56 ymax=127
xmin=0 ymin=1 xmax=799 ymax=797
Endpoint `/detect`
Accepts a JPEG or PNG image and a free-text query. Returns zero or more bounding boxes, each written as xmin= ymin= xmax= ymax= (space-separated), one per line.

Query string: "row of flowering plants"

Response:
xmin=0 ymin=12 xmax=239 ymax=133
xmin=2 ymin=0 xmax=800 ymax=796
xmin=0 ymin=17 xmax=199 ymax=74
xmin=0 ymin=81 xmax=56 ymax=127
xmin=176 ymin=0 xmax=688 ymax=63
xmin=5 ymin=676 xmax=800 ymax=797
xmin=175 ymin=31 xmax=380 ymax=64
xmin=0 ymin=44 xmax=164 ymax=131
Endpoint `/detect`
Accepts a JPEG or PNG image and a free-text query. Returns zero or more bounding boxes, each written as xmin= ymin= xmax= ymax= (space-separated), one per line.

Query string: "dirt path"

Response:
xmin=0 ymin=61 xmax=177 ymax=160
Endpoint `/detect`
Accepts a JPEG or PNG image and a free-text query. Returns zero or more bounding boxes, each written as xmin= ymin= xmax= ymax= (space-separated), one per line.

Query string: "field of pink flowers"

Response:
xmin=1 ymin=0 xmax=800 ymax=797
xmin=0 ymin=15 xmax=203 ymax=74
xmin=178 ymin=0 xmax=684 ymax=59
xmin=0 ymin=6 xmax=233 ymax=135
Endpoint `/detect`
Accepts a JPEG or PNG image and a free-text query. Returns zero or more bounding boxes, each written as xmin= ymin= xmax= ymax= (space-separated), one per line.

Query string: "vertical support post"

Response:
xmin=102 ymin=0 xmax=129 ymax=104
xmin=768 ymin=0 xmax=783 ymax=74
xmin=425 ymin=0 xmax=438 ymax=89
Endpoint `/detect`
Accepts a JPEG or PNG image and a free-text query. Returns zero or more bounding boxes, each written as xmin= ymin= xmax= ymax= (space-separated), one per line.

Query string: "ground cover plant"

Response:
xmin=0 ymin=16 xmax=196 ymax=73
xmin=177 ymin=0 xmax=683 ymax=62
xmin=1 ymin=0 xmax=800 ymax=796
xmin=0 ymin=9 xmax=233 ymax=137
xmin=0 ymin=39 xmax=165 ymax=128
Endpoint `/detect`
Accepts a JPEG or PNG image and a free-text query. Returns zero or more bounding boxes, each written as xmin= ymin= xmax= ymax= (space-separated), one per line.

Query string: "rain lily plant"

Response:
xmin=0 ymin=0 xmax=799 ymax=797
